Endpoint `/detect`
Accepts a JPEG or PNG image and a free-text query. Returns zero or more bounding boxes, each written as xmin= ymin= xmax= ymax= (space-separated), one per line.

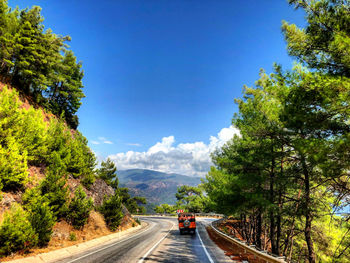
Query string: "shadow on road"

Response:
xmin=144 ymin=229 xmax=207 ymax=263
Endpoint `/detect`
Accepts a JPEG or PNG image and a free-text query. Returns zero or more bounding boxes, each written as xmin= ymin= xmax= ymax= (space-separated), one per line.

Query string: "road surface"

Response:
xmin=56 ymin=217 xmax=231 ymax=263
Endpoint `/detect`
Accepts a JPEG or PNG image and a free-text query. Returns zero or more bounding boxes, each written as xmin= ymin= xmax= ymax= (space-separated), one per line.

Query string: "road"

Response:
xmin=56 ymin=217 xmax=231 ymax=263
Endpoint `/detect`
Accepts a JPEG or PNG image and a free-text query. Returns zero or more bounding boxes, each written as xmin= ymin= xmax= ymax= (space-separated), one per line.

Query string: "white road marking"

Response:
xmin=197 ymin=227 xmax=215 ymax=263
xmin=67 ymin=222 xmax=156 ymax=263
xmin=137 ymin=222 xmax=175 ymax=263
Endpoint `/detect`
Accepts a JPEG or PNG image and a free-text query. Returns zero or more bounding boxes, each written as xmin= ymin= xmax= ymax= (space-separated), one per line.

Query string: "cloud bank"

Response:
xmin=108 ymin=126 xmax=240 ymax=177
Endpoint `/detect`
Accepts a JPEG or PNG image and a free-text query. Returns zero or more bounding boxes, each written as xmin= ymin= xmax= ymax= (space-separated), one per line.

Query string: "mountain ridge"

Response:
xmin=117 ymin=169 xmax=202 ymax=206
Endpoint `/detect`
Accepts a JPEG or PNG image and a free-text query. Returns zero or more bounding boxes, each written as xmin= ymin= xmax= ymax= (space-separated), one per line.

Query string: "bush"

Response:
xmin=0 ymin=204 xmax=38 ymax=256
xmin=67 ymin=186 xmax=93 ymax=229
xmin=99 ymin=192 xmax=123 ymax=231
xmin=40 ymin=163 xmax=69 ymax=218
xmin=0 ymin=136 xmax=28 ymax=191
xmin=23 ymin=188 xmax=56 ymax=247
xmin=69 ymin=232 xmax=77 ymax=241
xmin=135 ymin=218 xmax=141 ymax=225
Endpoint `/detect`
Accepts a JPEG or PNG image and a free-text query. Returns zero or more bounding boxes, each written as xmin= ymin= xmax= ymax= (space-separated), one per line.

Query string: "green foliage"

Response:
xmin=175 ymin=185 xmax=207 ymax=213
xmin=135 ymin=218 xmax=141 ymax=225
xmin=0 ymin=136 xmax=28 ymax=190
xmin=23 ymin=187 xmax=56 ymax=247
xmin=0 ymin=0 xmax=85 ymax=128
xmin=69 ymin=232 xmax=77 ymax=241
xmin=118 ymin=187 xmax=147 ymax=214
xmin=0 ymin=86 xmax=97 ymax=191
xmin=67 ymin=186 xmax=94 ymax=229
xmin=202 ymin=1 xmax=350 ymax=262
xmin=98 ymin=158 xmax=117 ymax=187
xmin=282 ymin=0 xmax=350 ymax=76
xmin=0 ymin=204 xmax=38 ymax=256
xmin=155 ymin=203 xmax=175 ymax=214
xmin=99 ymin=192 xmax=123 ymax=231
xmin=0 ymin=87 xmax=28 ymax=190
xmin=39 ymin=164 xmax=69 ymax=218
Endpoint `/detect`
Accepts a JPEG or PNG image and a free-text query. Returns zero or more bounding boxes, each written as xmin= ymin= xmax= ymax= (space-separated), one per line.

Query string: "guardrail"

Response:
xmin=210 ymin=219 xmax=286 ymax=263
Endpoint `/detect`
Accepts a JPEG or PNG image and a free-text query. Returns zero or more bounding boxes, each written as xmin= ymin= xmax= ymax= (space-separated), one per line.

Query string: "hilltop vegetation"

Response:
xmin=201 ymin=1 xmax=350 ymax=262
xmin=0 ymin=0 xmax=84 ymax=128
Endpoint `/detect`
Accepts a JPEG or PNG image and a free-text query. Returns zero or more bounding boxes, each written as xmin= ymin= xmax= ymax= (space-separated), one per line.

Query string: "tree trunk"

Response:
xmin=270 ymin=148 xmax=276 ymax=254
xmin=256 ymin=208 xmax=262 ymax=249
xmin=301 ymin=155 xmax=316 ymax=263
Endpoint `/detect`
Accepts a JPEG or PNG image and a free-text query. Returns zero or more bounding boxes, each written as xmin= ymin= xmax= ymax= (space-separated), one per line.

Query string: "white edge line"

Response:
xmin=67 ymin=223 xmax=155 ymax=263
xmin=197 ymin=226 xmax=215 ymax=263
xmin=138 ymin=222 xmax=175 ymax=263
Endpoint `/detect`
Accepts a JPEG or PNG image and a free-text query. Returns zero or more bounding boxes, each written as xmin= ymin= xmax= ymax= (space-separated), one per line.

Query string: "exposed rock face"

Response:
xmin=86 ymin=178 xmax=115 ymax=206
xmin=67 ymin=177 xmax=114 ymax=207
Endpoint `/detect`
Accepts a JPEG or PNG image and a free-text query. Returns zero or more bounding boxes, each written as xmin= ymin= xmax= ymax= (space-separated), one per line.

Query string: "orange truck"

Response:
xmin=178 ymin=213 xmax=196 ymax=235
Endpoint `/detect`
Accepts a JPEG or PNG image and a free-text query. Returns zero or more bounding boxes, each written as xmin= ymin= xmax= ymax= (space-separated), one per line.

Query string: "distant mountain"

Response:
xmin=117 ymin=169 xmax=202 ymax=206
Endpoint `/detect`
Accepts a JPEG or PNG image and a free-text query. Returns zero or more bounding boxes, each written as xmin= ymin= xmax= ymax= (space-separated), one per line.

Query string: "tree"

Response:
xmin=98 ymin=158 xmax=117 ymax=187
xmin=155 ymin=204 xmax=174 ymax=214
xmin=175 ymin=185 xmax=207 ymax=213
xmin=39 ymin=160 xmax=69 ymax=218
xmin=22 ymin=187 xmax=56 ymax=247
xmin=67 ymin=186 xmax=94 ymax=229
xmin=282 ymin=0 xmax=350 ymax=77
xmin=99 ymin=192 xmax=123 ymax=231
xmin=0 ymin=0 xmax=86 ymax=128
xmin=0 ymin=204 xmax=38 ymax=255
xmin=118 ymin=187 xmax=146 ymax=214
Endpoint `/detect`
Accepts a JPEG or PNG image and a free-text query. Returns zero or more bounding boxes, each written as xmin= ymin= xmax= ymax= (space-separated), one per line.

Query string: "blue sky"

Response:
xmin=9 ymin=0 xmax=305 ymax=175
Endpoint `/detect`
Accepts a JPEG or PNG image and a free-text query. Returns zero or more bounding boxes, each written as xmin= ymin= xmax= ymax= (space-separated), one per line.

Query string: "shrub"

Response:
xmin=0 ymin=87 xmax=32 ymax=191
xmin=23 ymin=188 xmax=56 ymax=247
xmin=17 ymin=107 xmax=48 ymax=166
xmin=0 ymin=204 xmax=38 ymax=256
xmin=67 ymin=186 xmax=93 ymax=229
xmin=40 ymin=163 xmax=69 ymax=218
xmin=69 ymin=232 xmax=77 ymax=241
xmin=99 ymin=192 xmax=123 ymax=231
xmin=135 ymin=218 xmax=141 ymax=225
xmin=0 ymin=136 xmax=28 ymax=190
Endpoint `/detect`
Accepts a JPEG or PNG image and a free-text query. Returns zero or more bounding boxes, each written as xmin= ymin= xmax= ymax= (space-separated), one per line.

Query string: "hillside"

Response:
xmin=118 ymin=169 xmax=202 ymax=206
xmin=0 ymin=1 xmax=138 ymax=259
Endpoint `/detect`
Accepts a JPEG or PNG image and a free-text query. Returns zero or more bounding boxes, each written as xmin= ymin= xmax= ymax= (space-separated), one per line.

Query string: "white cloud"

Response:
xmin=91 ymin=137 xmax=113 ymax=145
xmin=108 ymin=126 xmax=240 ymax=177
xmin=127 ymin=143 xmax=142 ymax=147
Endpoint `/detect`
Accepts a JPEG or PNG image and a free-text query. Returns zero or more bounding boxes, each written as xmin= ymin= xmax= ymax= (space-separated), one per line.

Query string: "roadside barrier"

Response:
xmin=210 ymin=219 xmax=286 ymax=263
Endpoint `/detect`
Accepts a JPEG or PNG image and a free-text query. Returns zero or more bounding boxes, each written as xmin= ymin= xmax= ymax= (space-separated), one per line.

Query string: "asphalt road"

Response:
xmin=56 ymin=217 xmax=231 ymax=263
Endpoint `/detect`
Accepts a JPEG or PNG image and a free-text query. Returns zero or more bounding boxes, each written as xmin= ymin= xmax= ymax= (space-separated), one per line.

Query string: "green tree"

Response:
xmin=175 ymin=185 xmax=207 ymax=213
xmin=0 ymin=204 xmax=38 ymax=255
xmin=155 ymin=203 xmax=174 ymax=214
xmin=67 ymin=186 xmax=94 ymax=229
xmin=40 ymin=161 xmax=69 ymax=218
xmin=98 ymin=158 xmax=117 ymax=187
xmin=99 ymin=192 xmax=123 ymax=231
xmin=23 ymin=187 xmax=56 ymax=247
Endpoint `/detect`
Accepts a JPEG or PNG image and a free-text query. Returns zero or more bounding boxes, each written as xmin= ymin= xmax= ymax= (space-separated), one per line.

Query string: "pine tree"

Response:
xmin=67 ymin=186 xmax=93 ymax=229
xmin=98 ymin=158 xmax=118 ymax=187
